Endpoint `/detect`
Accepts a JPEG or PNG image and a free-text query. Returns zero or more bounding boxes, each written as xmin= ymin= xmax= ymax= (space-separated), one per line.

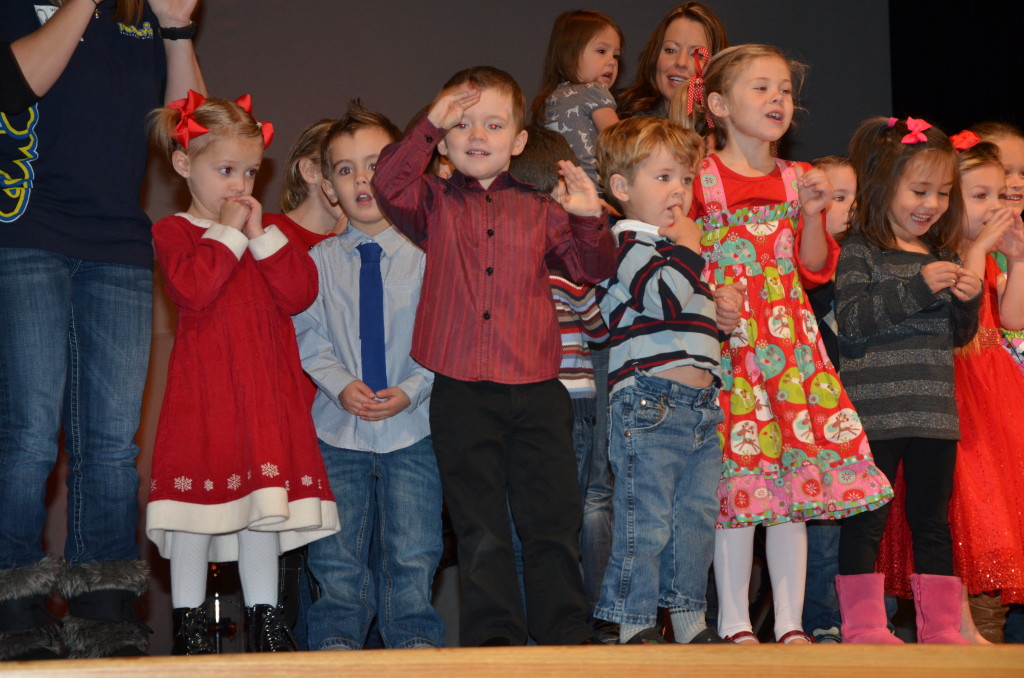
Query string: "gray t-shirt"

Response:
xmin=543 ymin=82 xmax=616 ymax=188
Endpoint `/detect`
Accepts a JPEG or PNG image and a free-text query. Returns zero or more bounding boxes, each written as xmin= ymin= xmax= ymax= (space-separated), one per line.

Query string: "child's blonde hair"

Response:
xmin=279 ymin=119 xmax=333 ymax=212
xmin=971 ymin=121 xmax=1024 ymax=146
xmin=596 ymin=116 xmax=703 ymax=212
xmin=848 ymin=116 xmax=963 ymax=255
xmin=148 ymin=95 xmax=266 ymax=159
xmin=529 ymin=10 xmax=624 ymax=125
xmin=675 ymin=44 xmax=806 ymax=151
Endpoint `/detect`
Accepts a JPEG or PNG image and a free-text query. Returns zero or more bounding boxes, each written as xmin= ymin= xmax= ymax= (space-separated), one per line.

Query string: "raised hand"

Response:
xmin=998 ymin=213 xmax=1024 ymax=261
xmin=556 ymin=160 xmax=602 ymax=217
xmin=149 ymin=0 xmax=198 ymax=27
xmin=797 ymin=167 xmax=833 ymax=218
xmin=427 ymin=86 xmax=480 ymax=130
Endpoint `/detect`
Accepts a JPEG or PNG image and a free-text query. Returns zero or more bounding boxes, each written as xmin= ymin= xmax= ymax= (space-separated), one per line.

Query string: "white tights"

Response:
xmin=169 ymin=530 xmax=280 ymax=609
xmin=714 ymin=522 xmax=807 ymax=640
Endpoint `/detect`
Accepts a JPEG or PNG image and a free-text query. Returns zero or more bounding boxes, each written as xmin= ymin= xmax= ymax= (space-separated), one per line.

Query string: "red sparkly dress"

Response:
xmin=877 ymin=256 xmax=1024 ymax=602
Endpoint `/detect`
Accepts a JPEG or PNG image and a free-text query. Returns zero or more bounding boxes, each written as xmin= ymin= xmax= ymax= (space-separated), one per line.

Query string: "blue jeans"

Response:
xmin=803 ymin=520 xmax=842 ymax=631
xmin=0 ymin=249 xmax=151 ymax=569
xmin=305 ymin=437 xmax=444 ymax=649
xmin=583 ymin=346 xmax=613 ymax=612
xmin=595 ymin=374 xmax=723 ymax=626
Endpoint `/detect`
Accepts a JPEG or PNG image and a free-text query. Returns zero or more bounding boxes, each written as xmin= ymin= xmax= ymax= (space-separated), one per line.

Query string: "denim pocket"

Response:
xmin=628 ymin=395 xmax=669 ymax=432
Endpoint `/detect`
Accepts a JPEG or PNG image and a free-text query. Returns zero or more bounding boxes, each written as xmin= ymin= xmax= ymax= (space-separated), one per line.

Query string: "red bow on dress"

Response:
xmin=167 ymin=89 xmax=209 ymax=149
xmin=900 ymin=116 xmax=932 ymax=144
xmin=950 ymin=130 xmax=981 ymax=153
xmin=686 ymin=47 xmax=714 ymax=129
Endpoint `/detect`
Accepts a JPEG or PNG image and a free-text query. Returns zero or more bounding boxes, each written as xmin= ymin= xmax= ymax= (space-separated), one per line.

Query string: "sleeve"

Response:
xmin=607 ymin=233 xmax=710 ymax=320
xmin=292 ymin=246 xmax=358 ymax=409
xmin=0 ymin=42 xmax=37 ymax=114
xmin=949 ymin=253 xmax=981 ymax=347
xmin=393 ymin=361 xmax=434 ymax=413
xmin=248 ymin=225 xmax=318 ymax=315
xmin=582 ymin=82 xmax=616 ymax=113
xmin=795 ymin=219 xmax=840 ymax=288
xmin=153 ymin=217 xmax=247 ymax=312
xmin=545 ymin=200 xmax=616 ymax=285
xmin=371 ymin=114 xmax=442 ymax=245
xmin=834 ymin=237 xmax=944 ymax=341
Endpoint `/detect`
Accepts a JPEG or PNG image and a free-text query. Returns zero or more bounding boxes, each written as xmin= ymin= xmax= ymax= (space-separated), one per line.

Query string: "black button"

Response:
xmin=483 ymin=311 xmax=491 ymax=320
xmin=486 ymin=267 xmax=494 ymax=275
xmin=485 ymin=195 xmax=492 ymax=203
xmin=426 ymin=135 xmax=434 ymax=143
xmin=487 ymin=229 xmax=495 ymax=237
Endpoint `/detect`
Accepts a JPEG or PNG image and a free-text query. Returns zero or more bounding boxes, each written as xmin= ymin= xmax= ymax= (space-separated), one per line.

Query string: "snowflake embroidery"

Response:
xmin=204 ymin=479 xmax=213 ymax=492
xmin=261 ymin=463 xmax=280 ymax=478
xmin=173 ymin=476 xmax=192 ymax=492
xmin=318 ymin=479 xmax=323 ymax=490
xmin=301 ymin=475 xmax=313 ymax=487
xmin=247 ymin=471 xmax=252 ymax=480
xmin=285 ymin=480 xmax=290 ymax=491
xmin=150 ymin=479 xmax=157 ymax=492
xmin=227 ymin=474 xmax=242 ymax=491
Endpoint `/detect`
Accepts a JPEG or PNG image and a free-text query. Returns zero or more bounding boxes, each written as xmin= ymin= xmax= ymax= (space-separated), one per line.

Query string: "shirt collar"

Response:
xmin=447 ymin=169 xmax=535 ymax=193
xmin=338 ymin=224 xmax=404 ymax=258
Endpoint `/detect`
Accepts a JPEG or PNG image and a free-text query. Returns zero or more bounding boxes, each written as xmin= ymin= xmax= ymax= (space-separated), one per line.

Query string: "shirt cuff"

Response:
xmin=248 ymin=224 xmax=288 ymax=260
xmin=201 ymin=224 xmax=248 ymax=259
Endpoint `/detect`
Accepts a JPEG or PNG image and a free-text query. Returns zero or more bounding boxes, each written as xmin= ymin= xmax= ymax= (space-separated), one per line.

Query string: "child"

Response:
xmin=802 ymin=155 xmax=856 ymax=643
xmin=371 ymin=66 xmax=616 ymax=646
xmin=592 ymin=115 xmax=734 ymax=645
xmin=145 ymin=91 xmax=339 ymax=654
xmin=683 ymin=45 xmax=893 ymax=644
xmin=835 ymin=116 xmax=982 ymax=644
xmin=531 ymin=10 xmax=623 ymax=186
xmin=508 ymin=126 xmax=611 ymax=619
xmin=292 ymin=101 xmax=443 ymax=650
xmin=264 ymin=119 xmax=346 ymax=249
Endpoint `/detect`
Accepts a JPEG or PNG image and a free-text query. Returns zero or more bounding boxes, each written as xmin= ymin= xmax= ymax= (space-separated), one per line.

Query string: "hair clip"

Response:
xmin=950 ymin=130 xmax=981 ymax=153
xmin=887 ymin=117 xmax=898 ymax=128
xmin=686 ymin=47 xmax=714 ymax=129
xmin=167 ymin=89 xmax=210 ymax=149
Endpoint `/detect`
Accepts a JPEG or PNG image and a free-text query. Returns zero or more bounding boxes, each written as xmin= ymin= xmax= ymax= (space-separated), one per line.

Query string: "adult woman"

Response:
xmin=0 ymin=0 xmax=204 ymax=659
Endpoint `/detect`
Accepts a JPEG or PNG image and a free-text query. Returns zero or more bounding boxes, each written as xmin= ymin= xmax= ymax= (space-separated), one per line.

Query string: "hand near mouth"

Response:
xmin=997 ymin=212 xmax=1024 ymax=261
xmin=659 ymin=205 xmax=702 ymax=253
xmin=428 ymin=85 xmax=481 ymax=130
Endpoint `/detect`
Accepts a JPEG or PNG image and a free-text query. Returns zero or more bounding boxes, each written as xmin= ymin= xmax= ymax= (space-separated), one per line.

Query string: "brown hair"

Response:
xmin=508 ymin=125 xmax=579 ymax=194
xmin=596 ymin=116 xmax=703 ymax=212
xmin=848 ymin=116 xmax=963 ymax=255
xmin=279 ymin=119 xmax=332 ymax=212
xmin=529 ymin=10 xmax=623 ymax=125
xmin=319 ymin=100 xmax=401 ymax=177
xmin=617 ymin=2 xmax=727 ymax=119
xmin=442 ymin=66 xmax=526 ymax=131
xmin=53 ymin=0 xmax=143 ymax=26
xmin=812 ymin=154 xmax=852 ymax=171
xmin=148 ymin=95 xmax=265 ymax=159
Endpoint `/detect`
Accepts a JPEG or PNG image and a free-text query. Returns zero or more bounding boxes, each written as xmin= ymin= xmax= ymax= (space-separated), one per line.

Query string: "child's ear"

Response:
xmin=321 ymin=177 xmax=339 ymax=203
xmin=171 ymin=149 xmax=191 ymax=179
xmin=437 ymin=138 xmax=449 ymax=157
xmin=299 ymin=157 xmax=322 ymax=185
xmin=608 ymin=173 xmax=630 ymax=206
xmin=707 ymin=91 xmax=728 ymax=119
xmin=510 ymin=128 xmax=528 ymax=157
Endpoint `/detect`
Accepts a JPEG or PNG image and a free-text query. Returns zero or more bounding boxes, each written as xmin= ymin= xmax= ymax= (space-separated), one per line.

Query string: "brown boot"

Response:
xmin=968 ymin=593 xmax=1007 ymax=644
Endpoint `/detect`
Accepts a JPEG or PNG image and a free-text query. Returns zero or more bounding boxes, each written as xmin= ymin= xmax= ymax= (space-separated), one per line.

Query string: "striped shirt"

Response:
xmin=551 ymin=273 xmax=608 ymax=399
xmin=372 ymin=115 xmax=616 ymax=384
xmin=835 ymin=235 xmax=980 ymax=440
xmin=599 ymin=220 xmax=721 ymax=393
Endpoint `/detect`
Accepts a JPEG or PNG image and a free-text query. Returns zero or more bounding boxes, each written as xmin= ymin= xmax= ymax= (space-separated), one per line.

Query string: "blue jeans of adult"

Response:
xmin=305 ymin=436 xmax=444 ymax=650
xmin=803 ymin=520 xmax=842 ymax=632
xmin=0 ymin=249 xmax=151 ymax=570
xmin=595 ymin=374 xmax=722 ymax=627
xmin=583 ymin=345 xmax=613 ymax=613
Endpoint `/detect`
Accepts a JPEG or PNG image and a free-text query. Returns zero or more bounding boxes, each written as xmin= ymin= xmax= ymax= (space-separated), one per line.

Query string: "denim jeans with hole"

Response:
xmin=0 ymin=249 xmax=151 ymax=569
xmin=305 ymin=436 xmax=444 ymax=649
xmin=595 ymin=374 xmax=722 ymax=626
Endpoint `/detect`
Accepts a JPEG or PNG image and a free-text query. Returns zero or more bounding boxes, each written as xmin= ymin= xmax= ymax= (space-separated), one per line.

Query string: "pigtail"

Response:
xmin=147 ymin=105 xmax=185 ymax=160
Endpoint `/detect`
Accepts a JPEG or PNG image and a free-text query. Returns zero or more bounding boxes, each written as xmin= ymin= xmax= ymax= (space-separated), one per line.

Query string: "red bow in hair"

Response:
xmin=686 ymin=47 xmax=714 ymax=128
xmin=900 ymin=116 xmax=932 ymax=144
xmin=234 ymin=93 xmax=275 ymax=149
xmin=167 ymin=89 xmax=210 ymax=149
xmin=950 ymin=130 xmax=981 ymax=153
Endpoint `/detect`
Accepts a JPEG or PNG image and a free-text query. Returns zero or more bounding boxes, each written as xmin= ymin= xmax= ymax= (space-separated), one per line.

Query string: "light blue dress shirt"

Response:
xmin=294 ymin=225 xmax=432 ymax=453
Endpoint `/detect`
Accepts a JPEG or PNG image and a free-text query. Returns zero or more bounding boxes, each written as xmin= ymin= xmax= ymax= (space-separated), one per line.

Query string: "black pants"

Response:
xmin=430 ymin=375 xmax=592 ymax=646
xmin=839 ymin=437 xmax=957 ymax=576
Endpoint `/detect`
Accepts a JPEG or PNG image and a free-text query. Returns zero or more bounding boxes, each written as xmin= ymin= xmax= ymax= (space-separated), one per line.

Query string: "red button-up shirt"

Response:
xmin=372 ymin=116 xmax=616 ymax=384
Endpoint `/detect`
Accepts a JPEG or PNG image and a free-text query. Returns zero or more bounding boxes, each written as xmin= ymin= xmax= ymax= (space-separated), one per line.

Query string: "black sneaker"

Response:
xmin=624 ymin=627 xmax=666 ymax=644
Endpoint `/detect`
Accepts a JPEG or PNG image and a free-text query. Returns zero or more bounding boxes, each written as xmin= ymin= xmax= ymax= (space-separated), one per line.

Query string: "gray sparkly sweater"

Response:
xmin=835 ymin=235 xmax=980 ymax=441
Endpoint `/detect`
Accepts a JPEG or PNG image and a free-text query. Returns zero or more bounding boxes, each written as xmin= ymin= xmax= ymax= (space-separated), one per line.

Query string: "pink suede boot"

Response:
xmin=909 ymin=574 xmax=970 ymax=644
xmin=835 ymin=574 xmax=904 ymax=644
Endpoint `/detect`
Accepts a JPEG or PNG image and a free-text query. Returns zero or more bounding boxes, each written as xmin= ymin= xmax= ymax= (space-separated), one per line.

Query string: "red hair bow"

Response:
xmin=167 ymin=89 xmax=210 ymax=149
xmin=686 ymin=46 xmax=714 ymax=128
xmin=234 ymin=93 xmax=275 ymax=149
xmin=950 ymin=130 xmax=981 ymax=153
xmin=901 ymin=116 xmax=932 ymax=144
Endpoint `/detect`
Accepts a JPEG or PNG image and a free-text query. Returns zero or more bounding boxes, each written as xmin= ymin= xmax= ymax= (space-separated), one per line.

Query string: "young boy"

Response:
xmin=371 ymin=66 xmax=616 ymax=646
xmin=292 ymin=101 xmax=444 ymax=650
xmin=593 ymin=116 xmax=739 ymax=644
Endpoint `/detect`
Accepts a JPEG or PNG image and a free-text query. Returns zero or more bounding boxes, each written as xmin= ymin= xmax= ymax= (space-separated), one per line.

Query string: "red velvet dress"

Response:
xmin=877 ymin=257 xmax=1024 ymax=602
xmin=146 ymin=214 xmax=339 ymax=563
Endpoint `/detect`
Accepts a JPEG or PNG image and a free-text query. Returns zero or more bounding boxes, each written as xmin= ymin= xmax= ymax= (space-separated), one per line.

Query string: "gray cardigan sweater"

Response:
xmin=835 ymin=234 xmax=980 ymax=441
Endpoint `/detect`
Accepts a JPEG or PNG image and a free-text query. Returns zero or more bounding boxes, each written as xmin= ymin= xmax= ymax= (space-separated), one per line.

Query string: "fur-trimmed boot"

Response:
xmin=59 ymin=560 xmax=151 ymax=658
xmin=0 ymin=556 xmax=63 ymax=661
xmin=245 ymin=604 xmax=296 ymax=652
xmin=909 ymin=573 xmax=971 ymax=644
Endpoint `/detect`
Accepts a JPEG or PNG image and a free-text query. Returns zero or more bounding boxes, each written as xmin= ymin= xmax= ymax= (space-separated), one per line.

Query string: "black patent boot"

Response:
xmin=245 ymin=604 xmax=296 ymax=652
xmin=172 ymin=605 xmax=215 ymax=655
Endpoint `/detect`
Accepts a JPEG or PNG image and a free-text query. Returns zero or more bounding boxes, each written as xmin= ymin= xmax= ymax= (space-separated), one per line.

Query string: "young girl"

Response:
xmin=684 ymin=44 xmax=893 ymax=644
xmin=263 ymin=118 xmax=346 ymax=250
xmin=531 ymin=9 xmax=623 ymax=186
xmin=835 ymin=117 xmax=982 ymax=644
xmin=145 ymin=91 xmax=339 ymax=654
xmin=875 ymin=134 xmax=1024 ymax=639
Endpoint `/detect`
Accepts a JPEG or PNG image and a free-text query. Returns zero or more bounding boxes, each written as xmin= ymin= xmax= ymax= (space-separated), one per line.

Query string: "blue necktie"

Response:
xmin=357 ymin=241 xmax=387 ymax=393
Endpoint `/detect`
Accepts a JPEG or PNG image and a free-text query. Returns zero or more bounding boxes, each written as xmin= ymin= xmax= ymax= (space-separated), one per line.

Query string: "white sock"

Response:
xmin=619 ymin=623 xmax=647 ymax=644
xmin=669 ymin=608 xmax=706 ymax=643
xmin=237 ymin=529 xmax=280 ymax=607
xmin=170 ymin=531 xmax=212 ymax=609
xmin=766 ymin=521 xmax=807 ymax=639
xmin=714 ymin=525 xmax=755 ymax=638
